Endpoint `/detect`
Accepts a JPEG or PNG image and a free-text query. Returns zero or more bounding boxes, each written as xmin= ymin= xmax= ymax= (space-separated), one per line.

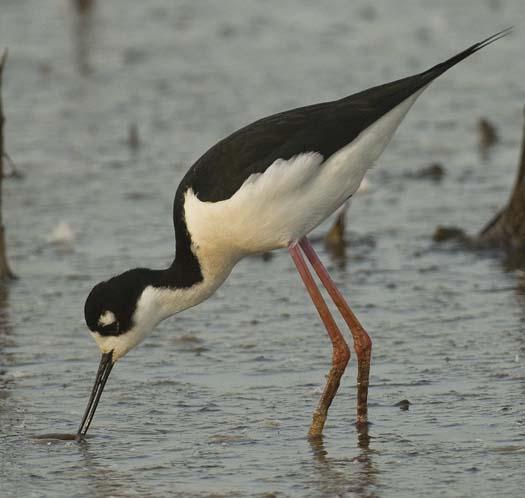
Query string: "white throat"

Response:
xmin=92 ymin=261 xmax=233 ymax=361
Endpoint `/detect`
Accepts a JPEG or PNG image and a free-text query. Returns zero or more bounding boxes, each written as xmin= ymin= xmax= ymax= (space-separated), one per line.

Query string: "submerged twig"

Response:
xmin=0 ymin=49 xmax=17 ymax=280
xmin=478 ymin=117 xmax=499 ymax=151
xmin=434 ymin=105 xmax=525 ymax=263
xmin=2 ymin=151 xmax=23 ymax=179
xmin=478 ymin=107 xmax=525 ymax=249
xmin=324 ymin=207 xmax=348 ymax=260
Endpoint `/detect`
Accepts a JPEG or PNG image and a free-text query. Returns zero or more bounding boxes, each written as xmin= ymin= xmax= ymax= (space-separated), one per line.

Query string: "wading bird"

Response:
xmin=78 ymin=30 xmax=510 ymax=439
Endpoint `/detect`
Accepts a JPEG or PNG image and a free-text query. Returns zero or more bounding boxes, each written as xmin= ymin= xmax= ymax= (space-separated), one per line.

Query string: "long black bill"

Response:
xmin=77 ymin=351 xmax=114 ymax=438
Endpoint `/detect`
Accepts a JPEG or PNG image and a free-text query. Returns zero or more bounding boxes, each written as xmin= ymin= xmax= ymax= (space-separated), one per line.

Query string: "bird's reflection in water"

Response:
xmin=76 ymin=439 xmax=154 ymax=497
xmin=308 ymin=425 xmax=379 ymax=498
xmin=71 ymin=0 xmax=97 ymax=76
xmin=356 ymin=423 xmax=372 ymax=450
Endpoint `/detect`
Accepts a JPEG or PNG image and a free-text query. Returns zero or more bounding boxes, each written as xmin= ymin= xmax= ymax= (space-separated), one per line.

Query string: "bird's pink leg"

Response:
xmin=299 ymin=237 xmax=372 ymax=426
xmin=289 ymin=243 xmax=350 ymax=437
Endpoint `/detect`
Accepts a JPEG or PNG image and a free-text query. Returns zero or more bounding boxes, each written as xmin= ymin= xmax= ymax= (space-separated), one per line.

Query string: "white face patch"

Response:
xmin=98 ymin=310 xmax=117 ymax=327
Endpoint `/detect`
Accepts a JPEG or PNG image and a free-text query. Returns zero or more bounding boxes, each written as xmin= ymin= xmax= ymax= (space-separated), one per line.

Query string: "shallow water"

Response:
xmin=1 ymin=1 xmax=525 ymax=497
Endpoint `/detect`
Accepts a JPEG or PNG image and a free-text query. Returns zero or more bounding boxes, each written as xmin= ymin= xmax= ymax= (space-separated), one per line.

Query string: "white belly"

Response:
xmin=184 ymin=88 xmax=425 ymax=268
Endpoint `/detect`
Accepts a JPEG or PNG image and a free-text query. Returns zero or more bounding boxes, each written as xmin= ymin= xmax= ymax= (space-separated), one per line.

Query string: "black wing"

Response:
xmin=176 ymin=29 xmax=509 ymax=208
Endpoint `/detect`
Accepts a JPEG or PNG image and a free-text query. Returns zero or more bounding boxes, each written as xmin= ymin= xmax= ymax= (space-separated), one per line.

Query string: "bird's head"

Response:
xmin=78 ymin=268 xmax=167 ymax=438
xmin=83 ymin=268 xmax=164 ymax=362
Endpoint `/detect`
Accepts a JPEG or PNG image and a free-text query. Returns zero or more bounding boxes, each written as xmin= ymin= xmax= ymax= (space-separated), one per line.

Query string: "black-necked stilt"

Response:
xmin=77 ymin=29 xmax=510 ymax=439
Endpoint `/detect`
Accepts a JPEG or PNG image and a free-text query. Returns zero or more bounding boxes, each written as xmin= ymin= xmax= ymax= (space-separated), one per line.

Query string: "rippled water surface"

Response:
xmin=1 ymin=1 xmax=525 ymax=496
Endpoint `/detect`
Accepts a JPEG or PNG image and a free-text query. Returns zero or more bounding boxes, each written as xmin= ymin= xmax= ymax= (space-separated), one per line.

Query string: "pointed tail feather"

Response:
xmin=420 ymin=27 xmax=513 ymax=82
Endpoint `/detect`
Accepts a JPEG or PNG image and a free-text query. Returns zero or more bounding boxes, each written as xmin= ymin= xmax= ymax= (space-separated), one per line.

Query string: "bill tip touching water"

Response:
xmin=71 ymin=28 xmax=511 ymax=440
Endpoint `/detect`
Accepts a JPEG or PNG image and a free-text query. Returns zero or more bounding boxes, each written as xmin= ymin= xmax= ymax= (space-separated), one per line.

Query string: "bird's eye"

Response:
xmin=98 ymin=310 xmax=116 ymax=326
xmin=97 ymin=310 xmax=120 ymax=335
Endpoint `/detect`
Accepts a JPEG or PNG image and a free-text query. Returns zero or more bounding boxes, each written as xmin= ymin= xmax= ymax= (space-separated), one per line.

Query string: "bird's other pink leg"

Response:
xmin=299 ymin=237 xmax=372 ymax=427
xmin=289 ymin=243 xmax=350 ymax=438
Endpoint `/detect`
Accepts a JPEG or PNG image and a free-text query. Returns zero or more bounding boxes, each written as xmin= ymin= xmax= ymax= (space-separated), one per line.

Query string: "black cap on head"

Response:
xmin=84 ymin=268 xmax=161 ymax=337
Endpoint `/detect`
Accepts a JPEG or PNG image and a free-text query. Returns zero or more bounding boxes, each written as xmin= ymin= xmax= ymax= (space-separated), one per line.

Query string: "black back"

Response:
xmin=175 ymin=30 xmax=509 ymax=207
xmin=170 ymin=30 xmax=509 ymax=279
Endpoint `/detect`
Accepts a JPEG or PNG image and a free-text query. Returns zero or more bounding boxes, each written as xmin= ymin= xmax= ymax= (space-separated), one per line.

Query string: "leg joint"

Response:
xmin=353 ymin=327 xmax=372 ymax=356
xmin=333 ymin=340 xmax=351 ymax=368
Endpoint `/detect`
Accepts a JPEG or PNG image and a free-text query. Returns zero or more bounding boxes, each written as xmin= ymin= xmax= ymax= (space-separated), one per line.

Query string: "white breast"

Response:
xmin=184 ymin=88 xmax=427 ymax=264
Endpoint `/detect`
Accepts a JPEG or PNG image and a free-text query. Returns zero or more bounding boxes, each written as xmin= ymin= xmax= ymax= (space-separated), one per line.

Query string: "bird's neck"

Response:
xmin=144 ymin=241 xmax=235 ymax=320
xmin=141 ymin=201 xmax=240 ymax=321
